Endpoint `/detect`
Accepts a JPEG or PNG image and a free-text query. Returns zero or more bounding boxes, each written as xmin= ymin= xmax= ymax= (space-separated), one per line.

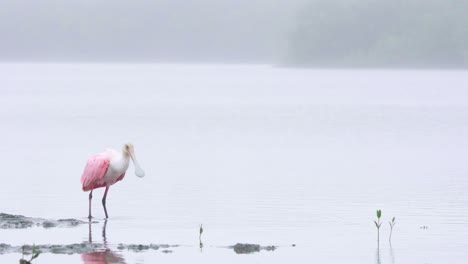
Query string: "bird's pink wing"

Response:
xmin=81 ymin=154 xmax=110 ymax=191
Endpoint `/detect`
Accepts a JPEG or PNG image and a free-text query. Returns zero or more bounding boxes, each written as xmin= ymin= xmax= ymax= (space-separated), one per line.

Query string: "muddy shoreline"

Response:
xmin=1 ymin=213 xmax=282 ymax=255
xmin=0 ymin=213 xmax=89 ymax=229
xmin=0 ymin=243 xmax=278 ymax=255
xmin=0 ymin=243 xmax=180 ymax=255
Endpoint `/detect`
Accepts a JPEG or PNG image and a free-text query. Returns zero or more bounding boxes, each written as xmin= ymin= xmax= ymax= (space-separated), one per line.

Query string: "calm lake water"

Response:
xmin=0 ymin=63 xmax=467 ymax=263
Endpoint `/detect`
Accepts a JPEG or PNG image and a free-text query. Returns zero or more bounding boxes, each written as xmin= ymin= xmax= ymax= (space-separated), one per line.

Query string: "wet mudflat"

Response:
xmin=0 ymin=213 xmax=88 ymax=229
xmin=0 ymin=240 xmax=276 ymax=255
xmin=1 ymin=64 xmax=468 ymax=264
xmin=0 ymin=213 xmax=282 ymax=260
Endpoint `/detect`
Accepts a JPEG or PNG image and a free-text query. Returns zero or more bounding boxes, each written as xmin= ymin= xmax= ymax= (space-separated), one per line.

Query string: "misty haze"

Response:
xmin=0 ymin=1 xmax=467 ymax=264
xmin=1 ymin=0 xmax=467 ymax=67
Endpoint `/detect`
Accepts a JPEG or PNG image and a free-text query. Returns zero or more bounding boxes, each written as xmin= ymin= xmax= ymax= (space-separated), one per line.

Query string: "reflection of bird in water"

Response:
xmin=82 ymin=220 xmax=126 ymax=264
xmin=81 ymin=251 xmax=126 ymax=264
xmin=81 ymin=144 xmax=145 ymax=219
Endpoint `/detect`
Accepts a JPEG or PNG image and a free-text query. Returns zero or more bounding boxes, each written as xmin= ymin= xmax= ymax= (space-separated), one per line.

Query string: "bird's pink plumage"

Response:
xmin=81 ymin=153 xmax=110 ymax=191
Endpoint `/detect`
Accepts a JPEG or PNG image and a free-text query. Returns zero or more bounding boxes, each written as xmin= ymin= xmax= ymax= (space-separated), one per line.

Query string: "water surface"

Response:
xmin=1 ymin=64 xmax=467 ymax=263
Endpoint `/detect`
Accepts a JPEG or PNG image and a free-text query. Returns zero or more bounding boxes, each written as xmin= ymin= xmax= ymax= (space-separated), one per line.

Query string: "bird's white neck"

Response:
xmin=112 ymin=151 xmax=130 ymax=173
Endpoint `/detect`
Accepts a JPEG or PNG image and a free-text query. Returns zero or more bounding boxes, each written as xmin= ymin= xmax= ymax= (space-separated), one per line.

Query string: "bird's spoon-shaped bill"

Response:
xmin=130 ymin=153 xmax=145 ymax=178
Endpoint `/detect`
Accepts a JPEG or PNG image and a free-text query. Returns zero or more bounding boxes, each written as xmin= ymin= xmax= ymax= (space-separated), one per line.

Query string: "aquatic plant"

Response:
xmin=199 ymin=224 xmax=203 ymax=240
xmin=199 ymin=224 xmax=204 ymax=252
xmin=389 ymin=217 xmax=396 ymax=242
xmin=19 ymin=245 xmax=40 ymax=264
xmin=374 ymin=210 xmax=382 ymax=242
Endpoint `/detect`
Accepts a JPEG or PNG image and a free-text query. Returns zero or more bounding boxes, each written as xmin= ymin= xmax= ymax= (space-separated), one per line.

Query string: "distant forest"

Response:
xmin=286 ymin=0 xmax=468 ymax=67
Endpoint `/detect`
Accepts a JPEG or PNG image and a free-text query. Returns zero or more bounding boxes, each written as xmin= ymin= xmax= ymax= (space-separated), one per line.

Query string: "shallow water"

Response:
xmin=0 ymin=63 xmax=468 ymax=263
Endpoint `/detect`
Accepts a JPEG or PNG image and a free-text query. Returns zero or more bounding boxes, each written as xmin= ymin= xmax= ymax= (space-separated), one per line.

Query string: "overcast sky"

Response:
xmin=0 ymin=0 xmax=306 ymax=63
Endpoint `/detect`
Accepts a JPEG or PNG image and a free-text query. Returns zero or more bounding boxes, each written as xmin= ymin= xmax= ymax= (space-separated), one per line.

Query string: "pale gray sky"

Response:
xmin=0 ymin=0 xmax=306 ymax=62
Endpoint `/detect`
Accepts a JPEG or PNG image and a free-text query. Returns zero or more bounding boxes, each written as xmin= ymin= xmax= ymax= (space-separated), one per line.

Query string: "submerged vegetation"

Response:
xmin=288 ymin=0 xmax=468 ymax=68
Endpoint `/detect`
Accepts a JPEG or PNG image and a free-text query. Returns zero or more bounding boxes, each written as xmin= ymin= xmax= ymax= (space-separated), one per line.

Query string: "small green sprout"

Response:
xmin=374 ymin=210 xmax=382 ymax=242
xmin=199 ymin=224 xmax=204 ymax=252
xmin=389 ymin=217 xmax=396 ymax=242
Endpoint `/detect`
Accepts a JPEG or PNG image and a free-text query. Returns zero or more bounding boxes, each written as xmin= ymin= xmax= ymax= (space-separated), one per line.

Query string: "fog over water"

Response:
xmin=0 ymin=0 xmax=305 ymax=63
xmin=1 ymin=0 xmax=466 ymax=67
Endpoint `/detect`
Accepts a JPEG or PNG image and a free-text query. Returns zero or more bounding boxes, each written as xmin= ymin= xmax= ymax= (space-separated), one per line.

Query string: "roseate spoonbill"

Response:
xmin=81 ymin=143 xmax=145 ymax=219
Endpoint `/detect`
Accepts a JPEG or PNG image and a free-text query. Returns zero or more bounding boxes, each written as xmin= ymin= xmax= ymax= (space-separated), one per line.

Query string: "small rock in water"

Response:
xmin=232 ymin=243 xmax=261 ymax=254
xmin=230 ymin=243 xmax=279 ymax=254
xmin=263 ymin=245 xmax=276 ymax=251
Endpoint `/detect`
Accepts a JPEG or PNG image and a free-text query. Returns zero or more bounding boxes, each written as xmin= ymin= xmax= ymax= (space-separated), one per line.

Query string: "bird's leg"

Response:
xmin=102 ymin=186 xmax=110 ymax=219
xmin=88 ymin=190 xmax=93 ymax=220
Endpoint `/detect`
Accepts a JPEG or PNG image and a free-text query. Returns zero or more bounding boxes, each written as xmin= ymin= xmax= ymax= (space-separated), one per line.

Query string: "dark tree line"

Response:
xmin=286 ymin=0 xmax=468 ymax=68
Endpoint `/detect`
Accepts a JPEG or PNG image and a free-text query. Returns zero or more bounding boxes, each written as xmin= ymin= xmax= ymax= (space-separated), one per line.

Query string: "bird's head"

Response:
xmin=124 ymin=143 xmax=134 ymax=156
xmin=123 ymin=143 xmax=145 ymax=178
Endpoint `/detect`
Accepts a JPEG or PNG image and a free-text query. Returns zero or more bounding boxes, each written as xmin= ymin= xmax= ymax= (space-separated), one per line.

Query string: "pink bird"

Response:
xmin=81 ymin=143 xmax=145 ymax=219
